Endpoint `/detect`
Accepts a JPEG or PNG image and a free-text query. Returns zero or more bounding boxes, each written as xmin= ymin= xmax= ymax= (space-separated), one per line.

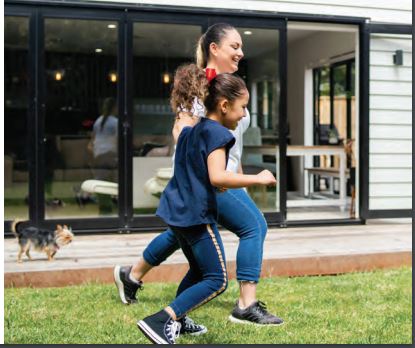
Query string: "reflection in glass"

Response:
xmin=44 ymin=18 xmax=118 ymax=218
xmin=5 ymin=16 xmax=29 ymax=220
xmin=132 ymin=23 xmax=201 ymax=215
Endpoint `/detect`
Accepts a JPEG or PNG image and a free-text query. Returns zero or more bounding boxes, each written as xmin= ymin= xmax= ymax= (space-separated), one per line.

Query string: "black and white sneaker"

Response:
xmin=229 ymin=300 xmax=284 ymax=326
xmin=137 ymin=309 xmax=181 ymax=344
xmin=179 ymin=316 xmax=208 ymax=336
xmin=114 ymin=265 xmax=143 ymax=304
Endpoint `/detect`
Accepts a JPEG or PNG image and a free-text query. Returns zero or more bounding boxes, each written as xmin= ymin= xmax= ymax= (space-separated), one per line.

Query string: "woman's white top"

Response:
xmin=174 ymin=98 xmax=250 ymax=173
xmin=92 ymin=115 xmax=118 ymax=157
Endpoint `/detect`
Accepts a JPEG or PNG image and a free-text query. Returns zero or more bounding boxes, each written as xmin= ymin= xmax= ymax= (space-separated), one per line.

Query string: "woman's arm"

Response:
xmin=208 ymin=148 xmax=276 ymax=188
xmin=172 ymin=112 xmax=200 ymax=143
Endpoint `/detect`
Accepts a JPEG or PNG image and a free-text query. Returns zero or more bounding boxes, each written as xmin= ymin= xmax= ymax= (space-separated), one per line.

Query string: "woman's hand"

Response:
xmin=256 ymin=170 xmax=277 ymax=186
xmin=172 ymin=112 xmax=200 ymax=143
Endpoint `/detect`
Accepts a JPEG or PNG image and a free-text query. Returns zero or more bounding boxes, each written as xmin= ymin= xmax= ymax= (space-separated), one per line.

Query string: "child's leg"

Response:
xmin=168 ymin=223 xmax=228 ymax=319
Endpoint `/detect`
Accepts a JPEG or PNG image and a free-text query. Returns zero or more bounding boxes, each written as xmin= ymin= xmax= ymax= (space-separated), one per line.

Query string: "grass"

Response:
xmin=4 ymin=267 xmax=412 ymax=344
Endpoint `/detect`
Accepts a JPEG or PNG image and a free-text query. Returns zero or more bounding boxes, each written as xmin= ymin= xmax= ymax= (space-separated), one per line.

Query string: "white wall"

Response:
xmin=90 ymin=0 xmax=412 ymax=25
xmin=368 ymin=34 xmax=412 ymax=210
xmin=287 ymin=29 xmax=356 ymax=192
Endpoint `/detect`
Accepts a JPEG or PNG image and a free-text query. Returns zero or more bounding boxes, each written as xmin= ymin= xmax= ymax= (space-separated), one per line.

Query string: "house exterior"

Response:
xmin=4 ymin=0 xmax=412 ymax=235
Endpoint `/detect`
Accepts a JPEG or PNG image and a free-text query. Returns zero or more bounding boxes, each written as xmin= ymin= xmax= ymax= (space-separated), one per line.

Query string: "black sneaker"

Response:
xmin=137 ymin=309 xmax=181 ymax=344
xmin=113 ymin=265 xmax=143 ymax=304
xmin=229 ymin=300 xmax=284 ymax=326
xmin=179 ymin=316 xmax=208 ymax=336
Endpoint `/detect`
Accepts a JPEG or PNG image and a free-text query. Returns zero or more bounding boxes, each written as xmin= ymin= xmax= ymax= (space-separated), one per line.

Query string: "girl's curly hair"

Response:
xmin=170 ymin=63 xmax=209 ymax=115
xmin=170 ymin=63 xmax=247 ymax=117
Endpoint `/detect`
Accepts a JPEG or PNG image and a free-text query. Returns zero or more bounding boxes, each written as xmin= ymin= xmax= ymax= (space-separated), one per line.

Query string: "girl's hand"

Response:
xmin=256 ymin=170 xmax=277 ymax=186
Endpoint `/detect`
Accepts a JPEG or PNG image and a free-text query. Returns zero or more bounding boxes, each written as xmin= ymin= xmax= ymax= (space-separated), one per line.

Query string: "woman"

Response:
xmin=90 ymin=97 xmax=118 ymax=214
xmin=114 ymin=23 xmax=283 ymax=334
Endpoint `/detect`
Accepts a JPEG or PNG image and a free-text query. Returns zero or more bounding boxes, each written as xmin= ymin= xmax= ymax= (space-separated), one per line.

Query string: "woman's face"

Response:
xmin=210 ymin=29 xmax=244 ymax=73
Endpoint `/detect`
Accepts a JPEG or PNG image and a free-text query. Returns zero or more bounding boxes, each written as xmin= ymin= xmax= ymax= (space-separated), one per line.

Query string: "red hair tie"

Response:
xmin=205 ymin=68 xmax=217 ymax=82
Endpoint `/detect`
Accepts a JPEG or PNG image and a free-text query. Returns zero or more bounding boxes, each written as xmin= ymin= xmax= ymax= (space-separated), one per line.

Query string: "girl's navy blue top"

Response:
xmin=156 ymin=118 xmax=235 ymax=227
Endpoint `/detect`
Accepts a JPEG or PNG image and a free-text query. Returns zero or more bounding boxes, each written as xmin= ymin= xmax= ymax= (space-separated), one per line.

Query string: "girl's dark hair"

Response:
xmin=170 ymin=63 xmax=247 ymax=115
xmin=196 ymin=23 xmax=236 ymax=68
xmin=100 ymin=97 xmax=116 ymax=130
xmin=204 ymin=73 xmax=247 ymax=114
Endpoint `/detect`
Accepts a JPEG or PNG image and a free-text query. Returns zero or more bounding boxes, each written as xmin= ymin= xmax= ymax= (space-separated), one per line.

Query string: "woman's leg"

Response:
xmin=216 ymin=188 xmax=267 ymax=307
xmin=114 ymin=228 xmax=179 ymax=304
xmin=216 ymin=189 xmax=283 ymax=325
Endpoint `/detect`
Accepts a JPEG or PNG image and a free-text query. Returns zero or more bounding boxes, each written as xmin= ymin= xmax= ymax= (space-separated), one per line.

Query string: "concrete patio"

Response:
xmin=4 ymin=218 xmax=412 ymax=288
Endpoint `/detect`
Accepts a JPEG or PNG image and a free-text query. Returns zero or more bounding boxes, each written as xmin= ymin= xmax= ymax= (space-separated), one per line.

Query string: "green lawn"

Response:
xmin=4 ymin=267 xmax=412 ymax=344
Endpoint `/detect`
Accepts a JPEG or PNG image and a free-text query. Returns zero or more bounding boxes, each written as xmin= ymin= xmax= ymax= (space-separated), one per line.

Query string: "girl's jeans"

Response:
xmin=168 ymin=223 xmax=227 ymax=319
xmin=143 ymin=188 xmax=267 ymax=283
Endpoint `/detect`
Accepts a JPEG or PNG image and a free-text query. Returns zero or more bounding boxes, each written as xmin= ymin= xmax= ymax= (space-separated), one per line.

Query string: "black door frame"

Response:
xmin=5 ymin=0 xmax=378 ymax=235
xmin=360 ymin=23 xmax=412 ymax=220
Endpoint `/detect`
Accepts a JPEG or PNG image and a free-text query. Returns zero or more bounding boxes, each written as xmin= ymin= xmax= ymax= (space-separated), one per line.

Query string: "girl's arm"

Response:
xmin=208 ymin=148 xmax=276 ymax=188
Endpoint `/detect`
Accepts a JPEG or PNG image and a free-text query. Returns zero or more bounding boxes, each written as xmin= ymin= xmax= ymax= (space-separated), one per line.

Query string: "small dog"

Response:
xmin=11 ymin=220 xmax=74 ymax=263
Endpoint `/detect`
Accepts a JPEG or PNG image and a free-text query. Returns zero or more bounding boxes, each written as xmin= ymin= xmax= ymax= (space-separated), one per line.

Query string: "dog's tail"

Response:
xmin=11 ymin=219 xmax=24 ymax=237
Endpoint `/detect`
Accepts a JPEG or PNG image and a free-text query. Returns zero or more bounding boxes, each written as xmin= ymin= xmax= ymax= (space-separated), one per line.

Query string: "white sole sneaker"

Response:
xmin=228 ymin=315 xmax=284 ymax=326
xmin=137 ymin=320 xmax=169 ymax=344
xmin=113 ymin=265 xmax=128 ymax=305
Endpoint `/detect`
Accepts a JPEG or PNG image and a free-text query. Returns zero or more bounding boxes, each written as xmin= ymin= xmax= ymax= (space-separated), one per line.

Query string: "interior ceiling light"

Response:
xmin=244 ymin=31 xmax=252 ymax=35
xmin=109 ymin=72 xmax=117 ymax=83
xmin=95 ymin=48 xmax=103 ymax=53
xmin=108 ymin=24 xmax=117 ymax=29
xmin=162 ymin=72 xmax=171 ymax=84
xmin=55 ymin=71 xmax=63 ymax=81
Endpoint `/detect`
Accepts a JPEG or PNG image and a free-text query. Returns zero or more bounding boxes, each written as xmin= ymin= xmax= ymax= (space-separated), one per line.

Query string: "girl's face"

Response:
xmin=221 ymin=91 xmax=249 ymax=130
xmin=210 ymin=29 xmax=244 ymax=73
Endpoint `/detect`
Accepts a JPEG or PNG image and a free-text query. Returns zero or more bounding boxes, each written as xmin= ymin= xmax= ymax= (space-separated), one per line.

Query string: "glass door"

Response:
xmin=128 ymin=13 xmax=206 ymax=228
xmin=38 ymin=8 xmax=124 ymax=230
xmin=4 ymin=13 xmax=31 ymax=223
xmin=128 ymin=14 xmax=286 ymax=229
xmin=208 ymin=16 xmax=287 ymax=225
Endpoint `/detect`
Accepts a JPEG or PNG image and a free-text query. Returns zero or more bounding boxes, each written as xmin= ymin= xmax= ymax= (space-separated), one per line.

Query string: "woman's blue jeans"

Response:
xmin=168 ymin=223 xmax=227 ymax=319
xmin=143 ymin=188 xmax=267 ymax=283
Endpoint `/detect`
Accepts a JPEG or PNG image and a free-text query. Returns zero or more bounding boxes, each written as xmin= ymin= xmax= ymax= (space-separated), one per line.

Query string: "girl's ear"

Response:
xmin=209 ymin=42 xmax=219 ymax=57
xmin=219 ymin=99 xmax=228 ymax=114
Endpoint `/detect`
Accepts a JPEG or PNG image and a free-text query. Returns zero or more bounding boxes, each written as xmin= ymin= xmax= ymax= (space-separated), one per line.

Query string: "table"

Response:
xmin=244 ymin=145 xmax=348 ymax=210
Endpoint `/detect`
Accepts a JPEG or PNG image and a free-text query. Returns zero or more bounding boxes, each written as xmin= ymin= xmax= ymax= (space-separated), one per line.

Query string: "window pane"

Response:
xmin=318 ymin=67 xmax=331 ymax=125
xmin=5 ymin=16 xmax=30 ymax=220
xmin=333 ymin=64 xmax=347 ymax=141
xmin=44 ymin=18 xmax=118 ymax=218
xmin=237 ymin=27 xmax=280 ymax=212
xmin=132 ymin=23 xmax=202 ymax=216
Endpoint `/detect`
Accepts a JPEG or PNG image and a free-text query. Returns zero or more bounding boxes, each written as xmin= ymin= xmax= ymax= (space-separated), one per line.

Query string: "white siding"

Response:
xmin=369 ymin=34 xmax=412 ymax=211
xmin=90 ymin=0 xmax=412 ymax=24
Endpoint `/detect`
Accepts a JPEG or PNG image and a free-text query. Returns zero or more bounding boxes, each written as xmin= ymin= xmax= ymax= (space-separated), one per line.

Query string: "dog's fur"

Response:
xmin=11 ymin=220 xmax=74 ymax=263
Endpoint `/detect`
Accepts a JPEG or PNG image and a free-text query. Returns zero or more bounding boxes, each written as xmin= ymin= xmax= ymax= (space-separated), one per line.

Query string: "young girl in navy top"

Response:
xmin=137 ymin=65 xmax=276 ymax=344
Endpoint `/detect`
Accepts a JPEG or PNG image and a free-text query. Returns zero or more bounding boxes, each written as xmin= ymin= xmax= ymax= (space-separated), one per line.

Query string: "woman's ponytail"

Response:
xmin=195 ymin=34 xmax=207 ymax=69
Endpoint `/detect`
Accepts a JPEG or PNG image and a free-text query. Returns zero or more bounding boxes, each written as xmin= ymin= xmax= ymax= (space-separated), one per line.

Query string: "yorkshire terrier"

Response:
xmin=11 ymin=220 xmax=74 ymax=263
